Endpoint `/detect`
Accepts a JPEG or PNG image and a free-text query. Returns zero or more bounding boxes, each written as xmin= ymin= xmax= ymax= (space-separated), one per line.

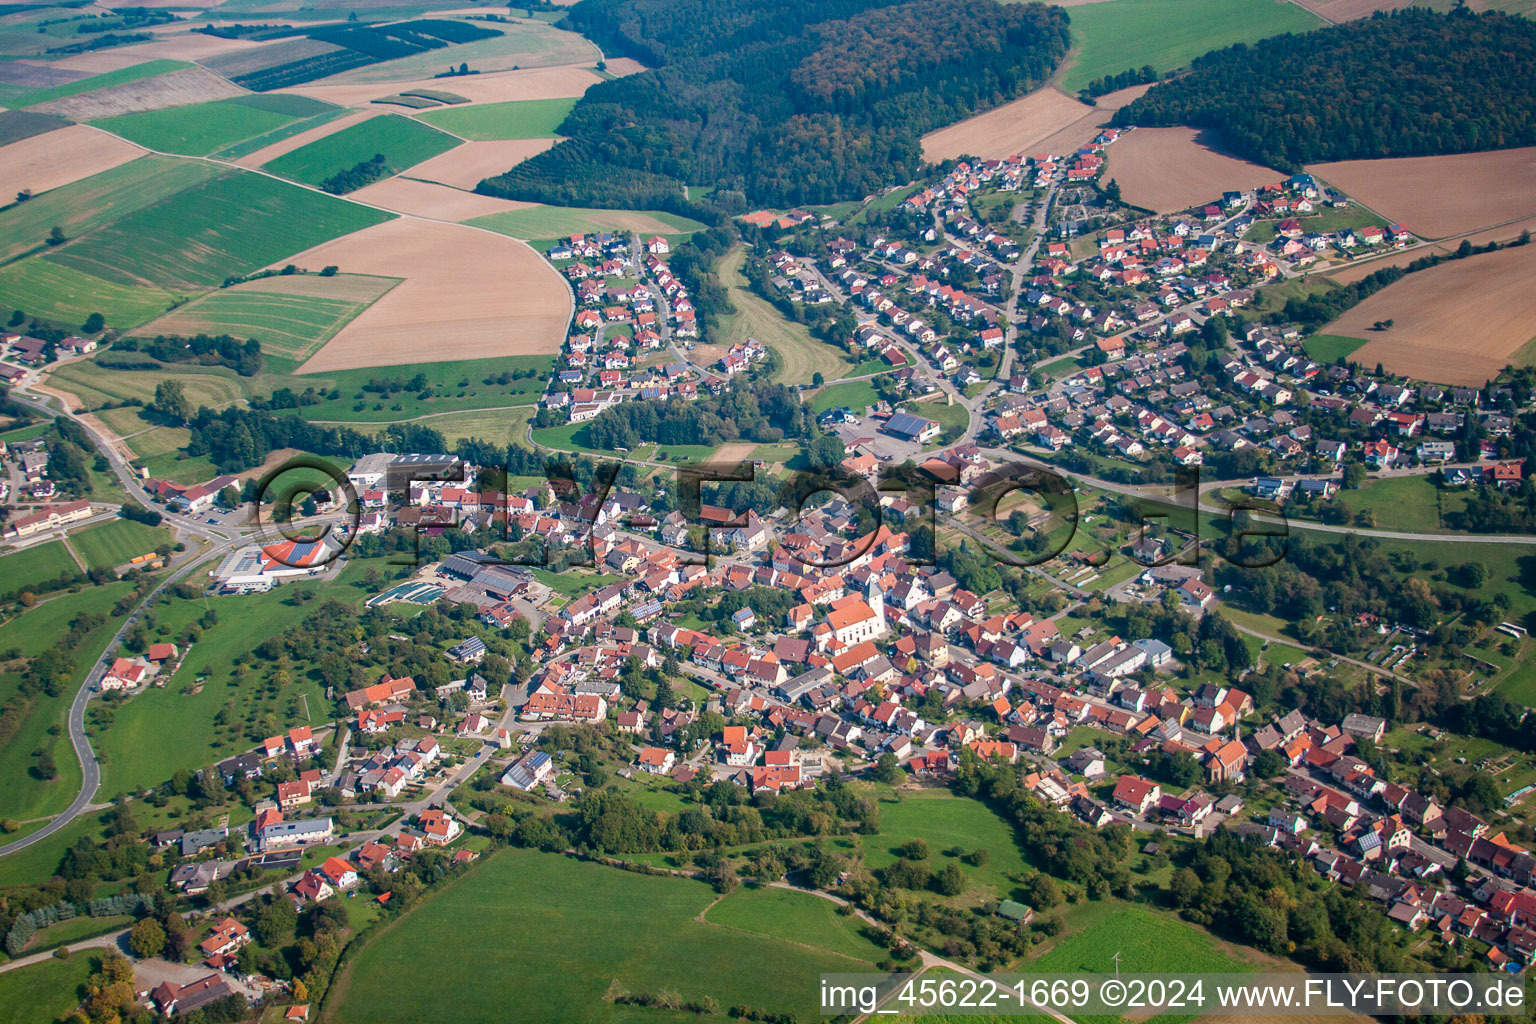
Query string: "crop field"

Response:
xmin=1291 ymin=0 xmax=1416 ymax=17
xmin=0 ymin=582 xmax=135 ymax=823
xmin=278 ymin=62 xmax=602 ymax=108
xmin=1332 ymin=244 xmax=1536 ymax=385
xmin=415 ymin=96 xmax=577 ymax=139
xmin=1308 ymin=147 xmax=1536 ymax=240
xmin=199 ymin=36 xmax=345 ymax=79
xmin=31 ymin=67 xmax=247 ymax=122
xmin=307 ymin=21 xmax=595 ymax=85
xmin=69 ymin=517 xmax=170 ymax=571
xmin=133 ymin=273 xmax=400 ymax=364
xmin=230 ymin=108 xmax=375 ymax=168
xmin=328 ymin=848 xmax=863 ymax=1024
xmin=262 ymin=112 xmax=460 ymax=187
xmin=1057 ymin=0 xmax=1321 ymax=94
xmin=0 ymin=125 xmax=145 ymax=209
xmin=7 ymin=58 xmax=190 ymax=109
xmin=350 ymin=175 xmax=533 ymax=219
xmin=403 ymin=137 xmax=558 ymax=189
xmin=0 ymin=109 xmax=70 ymax=146
xmin=48 ymin=168 xmax=394 ymax=291
xmin=921 ymin=87 xmax=1094 ymax=162
xmin=469 ymin=202 xmax=702 ymax=239
xmin=92 ymin=93 xmax=336 ymax=156
xmin=1301 ymin=333 xmax=1367 ymax=363
xmin=704 ymin=885 xmax=886 ymax=962
xmin=1105 ymin=127 xmax=1284 ymax=213
xmin=0 ymin=155 xmax=214 ymax=264
xmin=284 ymin=218 xmax=568 ymax=372
xmin=0 ymin=259 xmax=177 ymax=330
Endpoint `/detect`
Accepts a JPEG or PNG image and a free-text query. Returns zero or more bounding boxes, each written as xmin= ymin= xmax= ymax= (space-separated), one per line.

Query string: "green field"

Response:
xmin=0 ymin=952 xmax=96 ymax=1024
xmin=92 ymin=94 xmax=336 ymax=157
xmin=132 ymin=275 xmax=399 ymax=364
xmin=0 ymin=156 xmax=216 ymax=265
xmin=0 ymin=258 xmax=177 ymax=330
xmin=703 ymin=885 xmax=886 ymax=962
xmin=48 ymin=169 xmax=394 ymax=291
xmin=1056 ymin=0 xmax=1322 ymax=94
xmin=10 ymin=59 xmax=191 ymax=109
xmin=0 ymin=583 xmax=135 ymax=822
xmin=812 ymin=379 xmax=878 ymax=416
xmin=262 ymin=113 xmax=460 ymax=187
xmin=415 ymin=97 xmax=577 ymax=140
xmin=1029 ymin=899 xmax=1251 ymax=976
xmin=68 ymin=518 xmax=169 ymax=572
xmin=469 ymin=205 xmax=706 ymax=240
xmin=715 ymin=245 xmax=856 ymax=387
xmin=308 ymin=21 xmax=595 ymax=85
xmin=329 ymin=848 xmax=868 ymax=1024
xmin=1302 ymin=333 xmax=1367 ymax=364
xmin=854 ymin=789 xmax=1035 ymax=903
xmin=212 ymin=106 xmax=353 ymax=160
xmin=0 ymin=540 xmax=80 ymax=595
xmin=91 ymin=557 xmax=384 ymax=795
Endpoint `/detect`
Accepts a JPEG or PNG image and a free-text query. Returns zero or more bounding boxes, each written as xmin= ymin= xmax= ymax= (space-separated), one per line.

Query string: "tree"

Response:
xmin=152 ymin=379 xmax=192 ymax=426
xmin=46 ymin=225 xmax=65 ymax=247
xmin=82 ymin=312 xmax=105 ymax=334
xmin=256 ymin=896 xmax=298 ymax=946
xmin=870 ymin=752 xmax=900 ymax=783
xmin=129 ymin=918 xmax=166 ymax=958
xmin=1342 ymin=462 xmax=1367 ymax=490
xmin=932 ymin=862 xmax=964 ymax=896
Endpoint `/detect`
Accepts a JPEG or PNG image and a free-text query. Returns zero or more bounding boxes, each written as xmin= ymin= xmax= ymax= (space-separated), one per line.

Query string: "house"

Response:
xmin=1112 ymin=774 xmax=1161 ymax=815
xmin=318 ymin=855 xmax=360 ymax=890
xmin=149 ymin=975 xmax=234 ymax=1017
xmin=638 ymin=746 xmax=676 ymax=774
xmin=197 ymin=917 xmax=251 ymax=960
xmin=418 ymin=808 xmax=461 ymax=846
xmin=882 ymin=411 xmax=940 ymax=443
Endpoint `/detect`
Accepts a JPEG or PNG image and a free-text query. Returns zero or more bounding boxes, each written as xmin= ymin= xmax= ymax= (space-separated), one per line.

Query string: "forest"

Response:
xmin=1115 ymin=8 xmax=1536 ymax=169
xmin=479 ymin=0 xmax=1069 ymax=209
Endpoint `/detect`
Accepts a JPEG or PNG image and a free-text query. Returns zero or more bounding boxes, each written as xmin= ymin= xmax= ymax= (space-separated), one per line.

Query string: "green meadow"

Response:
xmin=330 ymin=848 xmax=868 ymax=1024
xmin=415 ymin=97 xmax=577 ymax=140
xmin=9 ymin=59 xmax=190 ymax=109
xmin=1056 ymin=0 xmax=1322 ymax=94
xmin=69 ymin=518 xmax=170 ymax=572
xmin=93 ymin=94 xmax=336 ymax=157
xmin=262 ymin=113 xmax=460 ymax=187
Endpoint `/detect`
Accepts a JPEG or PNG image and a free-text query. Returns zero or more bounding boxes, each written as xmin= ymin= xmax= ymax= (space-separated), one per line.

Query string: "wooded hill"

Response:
xmin=478 ymin=0 xmax=1069 ymax=211
xmin=1115 ymin=8 xmax=1536 ymax=170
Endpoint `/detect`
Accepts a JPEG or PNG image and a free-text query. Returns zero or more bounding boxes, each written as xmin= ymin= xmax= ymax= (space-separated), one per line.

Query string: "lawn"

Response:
xmin=1329 ymin=475 xmax=1452 ymax=533
xmin=263 ymin=114 xmax=460 ymax=189
xmin=92 ymin=94 xmax=335 ymax=157
xmin=393 ymin=405 xmax=536 ymax=448
xmin=0 ymin=258 xmax=176 ymax=331
xmin=704 ymin=885 xmax=886 ymax=962
xmin=469 ymin=205 xmax=706 ymax=239
xmin=1029 ymin=900 xmax=1252 ymax=980
xmin=0 ymin=951 xmax=96 ymax=1024
xmin=0 ymin=583 xmax=135 ymax=822
xmin=328 ymin=848 xmax=867 ymax=1024
xmin=90 ymin=559 xmax=383 ymax=795
xmin=717 ymin=245 xmax=856 ymax=387
xmin=1056 ymin=0 xmax=1322 ymax=94
xmin=812 ymin=379 xmax=878 ymax=416
xmin=530 ymin=568 xmax=620 ymax=598
xmin=0 ymin=540 xmax=80 ymax=595
xmin=48 ymin=168 xmax=394 ymax=292
xmin=853 ymin=788 xmax=1034 ymax=903
xmin=9 ymin=59 xmax=191 ymax=109
xmin=1302 ymin=333 xmax=1367 ymax=364
xmin=415 ymin=97 xmax=577 ymax=140
xmin=69 ymin=518 xmax=170 ymax=572
xmin=295 ymin=354 xmax=556 ymax=422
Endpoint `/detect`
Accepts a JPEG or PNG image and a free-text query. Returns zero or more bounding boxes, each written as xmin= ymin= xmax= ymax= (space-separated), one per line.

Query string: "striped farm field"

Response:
xmin=93 ymin=93 xmax=337 ymax=157
xmin=133 ymin=273 xmax=400 ymax=363
xmin=0 ymin=258 xmax=176 ymax=329
xmin=70 ymin=517 xmax=170 ymax=571
xmin=46 ymin=168 xmax=394 ymax=291
xmin=262 ymin=113 xmax=460 ymax=188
